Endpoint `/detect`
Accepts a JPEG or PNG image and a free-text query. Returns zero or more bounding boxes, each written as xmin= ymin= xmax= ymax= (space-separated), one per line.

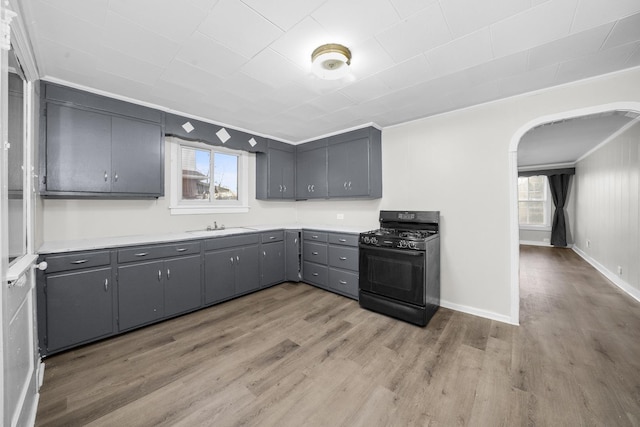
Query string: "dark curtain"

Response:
xmin=548 ymin=174 xmax=571 ymax=247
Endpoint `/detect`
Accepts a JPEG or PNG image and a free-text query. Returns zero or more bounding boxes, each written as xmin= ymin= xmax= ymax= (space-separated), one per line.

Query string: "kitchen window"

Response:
xmin=518 ymin=175 xmax=551 ymax=228
xmin=169 ymin=138 xmax=249 ymax=214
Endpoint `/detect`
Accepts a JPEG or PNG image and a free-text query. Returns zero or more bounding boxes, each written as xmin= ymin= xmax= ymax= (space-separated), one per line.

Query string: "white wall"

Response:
xmin=574 ymin=120 xmax=640 ymax=300
xmin=41 ymin=66 xmax=640 ymax=323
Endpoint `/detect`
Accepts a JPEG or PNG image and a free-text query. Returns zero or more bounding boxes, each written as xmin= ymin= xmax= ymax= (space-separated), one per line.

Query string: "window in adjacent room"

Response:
xmin=518 ymin=175 xmax=551 ymax=228
xmin=170 ymin=138 xmax=248 ymax=214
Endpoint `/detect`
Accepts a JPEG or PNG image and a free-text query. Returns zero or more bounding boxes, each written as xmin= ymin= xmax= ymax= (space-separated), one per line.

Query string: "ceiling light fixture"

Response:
xmin=311 ymin=43 xmax=352 ymax=80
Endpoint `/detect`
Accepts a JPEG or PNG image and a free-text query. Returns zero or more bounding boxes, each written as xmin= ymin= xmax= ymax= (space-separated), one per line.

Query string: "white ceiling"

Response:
xmin=18 ymin=0 xmax=640 ymax=143
xmin=518 ymin=111 xmax=639 ymax=167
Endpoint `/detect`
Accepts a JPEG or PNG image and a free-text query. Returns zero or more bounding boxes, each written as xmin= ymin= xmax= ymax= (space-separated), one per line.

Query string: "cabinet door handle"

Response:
xmin=338 ymin=238 xmax=347 ymax=242
xmin=158 ymin=270 xmax=162 ymax=281
xmin=283 ymin=185 xmax=286 ymax=192
xmin=312 ymin=272 xmax=319 ymax=277
xmin=339 ymin=257 xmax=347 ymax=261
xmin=135 ymin=252 xmax=149 ymax=257
xmin=339 ymin=280 xmax=347 ymax=285
xmin=176 ymin=248 xmax=187 ymax=252
xmin=294 ymin=238 xmax=298 ymax=244
xmin=104 ymin=171 xmax=108 ymax=182
xmin=312 ymin=251 xmax=319 ymax=255
xmin=344 ymin=181 xmax=348 ymax=189
xmin=71 ymin=259 xmax=88 ymax=264
xmin=307 ymin=184 xmax=311 ymax=192
xmin=263 ymin=251 xmax=266 ymax=257
xmin=236 ymin=255 xmax=240 ymax=264
xmin=114 ymin=172 xmax=119 ymax=182
xmin=167 ymin=269 xmax=171 ymax=279
xmin=279 ymin=184 xmax=283 ymax=192
xmin=348 ymin=181 xmax=352 ymax=189
xmin=104 ymin=278 xmax=109 ymax=291
xmin=230 ymin=257 xmax=234 ymax=265
xmin=311 ymin=184 xmax=315 ymax=192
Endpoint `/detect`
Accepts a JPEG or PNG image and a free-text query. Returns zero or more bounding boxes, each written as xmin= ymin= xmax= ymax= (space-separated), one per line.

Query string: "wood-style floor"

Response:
xmin=35 ymin=246 xmax=640 ymax=426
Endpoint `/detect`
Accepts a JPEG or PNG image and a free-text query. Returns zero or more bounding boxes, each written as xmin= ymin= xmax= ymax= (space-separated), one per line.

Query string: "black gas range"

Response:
xmin=359 ymin=210 xmax=440 ymax=326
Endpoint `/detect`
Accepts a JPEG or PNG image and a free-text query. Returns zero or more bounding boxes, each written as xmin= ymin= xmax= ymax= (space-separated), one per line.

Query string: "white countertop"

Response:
xmin=38 ymin=223 xmax=373 ymax=254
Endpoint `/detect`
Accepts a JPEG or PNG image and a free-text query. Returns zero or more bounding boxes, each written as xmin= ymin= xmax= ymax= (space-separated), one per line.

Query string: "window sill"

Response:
xmin=7 ymin=254 xmax=38 ymax=283
xmin=170 ymin=205 xmax=250 ymax=215
xmin=519 ymin=225 xmax=552 ymax=232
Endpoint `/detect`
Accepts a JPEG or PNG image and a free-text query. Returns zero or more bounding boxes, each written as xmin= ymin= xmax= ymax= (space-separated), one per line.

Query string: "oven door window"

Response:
xmin=360 ymin=247 xmax=425 ymax=305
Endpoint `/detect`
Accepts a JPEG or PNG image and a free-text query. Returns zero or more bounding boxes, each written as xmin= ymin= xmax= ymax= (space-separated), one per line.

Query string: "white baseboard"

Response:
xmin=573 ymin=246 xmax=640 ymax=303
xmin=440 ymin=299 xmax=516 ymax=325
xmin=37 ymin=360 xmax=45 ymax=388
xmin=520 ymin=240 xmax=574 ymax=248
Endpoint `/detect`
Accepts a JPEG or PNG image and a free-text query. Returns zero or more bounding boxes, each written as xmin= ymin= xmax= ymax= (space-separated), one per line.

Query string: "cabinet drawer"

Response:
xmin=329 ymin=268 xmax=359 ymax=297
xmin=44 ymin=250 xmax=111 ymax=273
xmin=303 ymin=241 xmax=327 ymax=264
xmin=303 ymin=261 xmax=328 ymax=287
xmin=303 ymin=231 xmax=327 ymax=242
xmin=328 ymin=233 xmax=359 ymax=246
xmin=328 ymin=246 xmax=359 ymax=271
xmin=118 ymin=241 xmax=201 ymax=263
xmin=261 ymin=230 xmax=284 ymax=243
xmin=205 ymin=234 xmax=260 ymax=251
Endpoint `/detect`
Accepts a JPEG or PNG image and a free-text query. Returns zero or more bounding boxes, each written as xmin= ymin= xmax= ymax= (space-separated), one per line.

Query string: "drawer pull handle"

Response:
xmin=135 ymin=252 xmax=149 ymax=257
xmin=312 ymin=235 xmax=318 ymax=239
xmin=339 ymin=257 xmax=347 ymax=261
xmin=176 ymin=248 xmax=187 ymax=252
xmin=339 ymin=280 xmax=347 ymax=285
xmin=312 ymin=272 xmax=319 ymax=277
xmin=338 ymin=238 xmax=347 ymax=242
xmin=104 ymin=278 xmax=109 ymax=291
xmin=312 ymin=251 xmax=319 ymax=255
xmin=71 ymin=259 xmax=88 ymax=264
xmin=269 ymin=236 xmax=276 ymax=240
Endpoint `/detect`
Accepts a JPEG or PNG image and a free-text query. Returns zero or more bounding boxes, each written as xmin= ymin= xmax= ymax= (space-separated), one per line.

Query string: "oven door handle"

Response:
xmin=359 ymin=246 xmax=425 ymax=257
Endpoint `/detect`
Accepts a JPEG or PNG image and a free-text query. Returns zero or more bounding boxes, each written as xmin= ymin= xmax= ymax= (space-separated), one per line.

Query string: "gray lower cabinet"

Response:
xmin=44 ymin=267 xmax=114 ymax=353
xmin=118 ymin=260 xmax=165 ymax=331
xmin=302 ymin=231 xmax=359 ymax=299
xmin=204 ymin=235 xmax=261 ymax=304
xmin=37 ymin=249 xmax=116 ymax=355
xmin=117 ymin=242 xmax=202 ymax=331
xmin=285 ymin=230 xmax=301 ymax=282
xmin=260 ymin=230 xmax=285 ymax=287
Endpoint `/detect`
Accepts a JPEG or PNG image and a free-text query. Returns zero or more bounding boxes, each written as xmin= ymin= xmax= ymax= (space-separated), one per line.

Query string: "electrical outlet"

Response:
xmin=336 ymin=213 xmax=344 ymax=220
xmin=617 ymin=266 xmax=623 ymax=275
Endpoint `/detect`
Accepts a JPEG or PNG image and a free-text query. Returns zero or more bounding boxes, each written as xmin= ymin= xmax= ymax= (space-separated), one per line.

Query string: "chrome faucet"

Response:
xmin=205 ymin=221 xmax=225 ymax=231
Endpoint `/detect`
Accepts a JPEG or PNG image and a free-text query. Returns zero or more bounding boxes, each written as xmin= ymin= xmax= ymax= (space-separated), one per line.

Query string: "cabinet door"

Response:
xmin=118 ymin=260 xmax=164 ymax=330
xmin=267 ymin=149 xmax=292 ymax=199
xmin=296 ymin=147 xmax=327 ymax=199
xmin=261 ymin=241 xmax=285 ymax=287
xmin=277 ymin=149 xmax=295 ymax=199
xmin=204 ymin=249 xmax=236 ymax=304
xmin=328 ymin=137 xmax=370 ymax=197
xmin=111 ymin=116 xmax=163 ymax=195
xmin=285 ymin=231 xmax=300 ymax=282
xmin=236 ymin=245 xmax=261 ymax=294
xmin=46 ymin=104 xmax=112 ymax=192
xmin=164 ymin=255 xmax=202 ymax=317
xmin=46 ymin=267 xmax=113 ymax=351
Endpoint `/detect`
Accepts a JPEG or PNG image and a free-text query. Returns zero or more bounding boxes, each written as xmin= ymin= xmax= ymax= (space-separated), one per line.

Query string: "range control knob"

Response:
xmin=364 ymin=237 xmax=370 ymax=244
xmin=398 ymin=240 xmax=408 ymax=248
xmin=370 ymin=237 xmax=378 ymax=245
xmin=408 ymin=241 xmax=417 ymax=249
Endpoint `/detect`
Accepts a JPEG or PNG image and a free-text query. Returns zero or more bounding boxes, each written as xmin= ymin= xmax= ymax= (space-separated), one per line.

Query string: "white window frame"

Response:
xmin=518 ymin=175 xmax=552 ymax=231
xmin=169 ymin=137 xmax=249 ymax=215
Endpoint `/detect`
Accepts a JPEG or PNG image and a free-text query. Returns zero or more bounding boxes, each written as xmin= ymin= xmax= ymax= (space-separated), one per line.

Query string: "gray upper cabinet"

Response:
xmin=46 ymin=104 xmax=112 ymax=193
xmin=327 ymin=127 xmax=382 ymax=199
xmin=295 ymin=138 xmax=328 ymax=199
xmin=41 ymin=82 xmax=164 ymax=198
xmin=111 ymin=116 xmax=163 ymax=195
xmin=256 ymin=140 xmax=295 ymax=200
